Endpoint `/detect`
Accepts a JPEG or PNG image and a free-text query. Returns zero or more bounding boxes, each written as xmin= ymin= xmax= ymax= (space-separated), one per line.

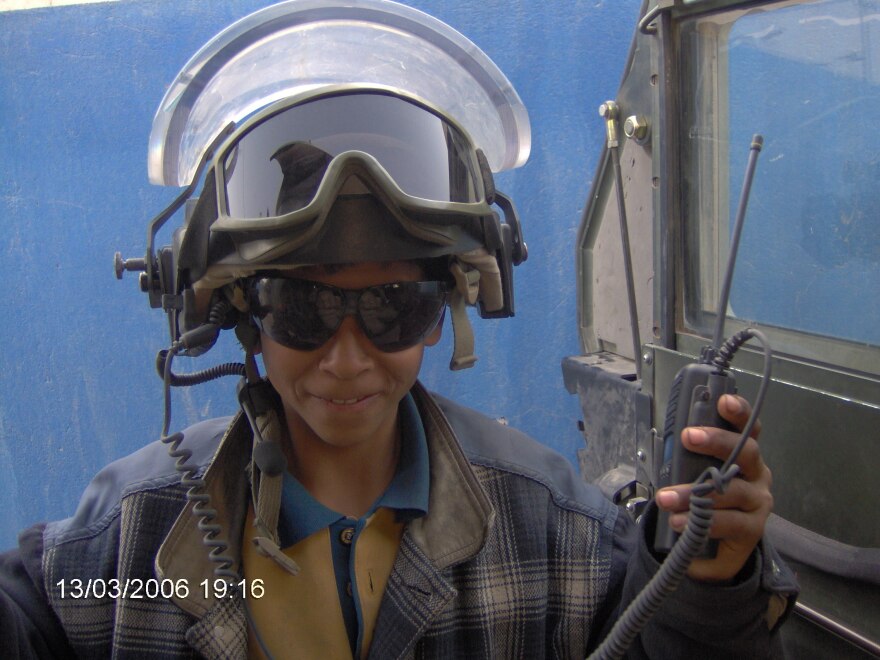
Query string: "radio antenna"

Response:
xmin=711 ymin=134 xmax=763 ymax=351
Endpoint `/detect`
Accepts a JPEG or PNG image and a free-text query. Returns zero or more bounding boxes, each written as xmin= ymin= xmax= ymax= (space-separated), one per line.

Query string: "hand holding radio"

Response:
xmin=655 ymin=393 xmax=773 ymax=582
xmin=651 ymin=135 xmax=771 ymax=582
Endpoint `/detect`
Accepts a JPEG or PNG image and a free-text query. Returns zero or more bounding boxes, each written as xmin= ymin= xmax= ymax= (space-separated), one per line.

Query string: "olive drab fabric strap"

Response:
xmin=448 ymin=247 xmax=505 ymax=370
xmin=448 ymin=262 xmax=478 ymax=371
xmin=242 ymin=347 xmax=300 ymax=577
xmin=250 ymin=432 xmax=299 ymax=575
xmin=455 ymin=247 xmax=504 ymax=313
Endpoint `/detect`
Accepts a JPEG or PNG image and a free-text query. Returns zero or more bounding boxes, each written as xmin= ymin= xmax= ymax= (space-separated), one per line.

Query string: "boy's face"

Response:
xmin=259 ymin=260 xmax=442 ymax=454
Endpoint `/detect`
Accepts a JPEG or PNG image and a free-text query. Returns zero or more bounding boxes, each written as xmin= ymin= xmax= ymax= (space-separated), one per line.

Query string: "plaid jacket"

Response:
xmin=2 ymin=383 xmax=796 ymax=658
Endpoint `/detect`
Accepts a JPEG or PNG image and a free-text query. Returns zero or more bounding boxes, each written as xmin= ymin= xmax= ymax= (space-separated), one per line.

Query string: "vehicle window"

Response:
xmin=680 ymin=0 xmax=880 ymax=373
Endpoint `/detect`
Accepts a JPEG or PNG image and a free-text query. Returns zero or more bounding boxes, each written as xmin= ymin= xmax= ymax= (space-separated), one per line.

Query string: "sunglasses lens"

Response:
xmin=358 ymin=283 xmax=446 ymax=351
xmin=250 ymin=278 xmax=340 ymax=351
xmin=250 ymin=279 xmax=446 ymax=352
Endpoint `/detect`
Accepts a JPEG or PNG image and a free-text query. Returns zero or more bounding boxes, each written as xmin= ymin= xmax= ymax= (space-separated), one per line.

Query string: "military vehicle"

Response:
xmin=564 ymin=1 xmax=880 ymax=657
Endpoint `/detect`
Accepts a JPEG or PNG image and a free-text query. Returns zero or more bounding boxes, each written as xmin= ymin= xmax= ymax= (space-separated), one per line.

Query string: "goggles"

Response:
xmin=211 ymin=88 xmax=492 ymax=235
xmin=248 ymin=276 xmax=449 ymax=353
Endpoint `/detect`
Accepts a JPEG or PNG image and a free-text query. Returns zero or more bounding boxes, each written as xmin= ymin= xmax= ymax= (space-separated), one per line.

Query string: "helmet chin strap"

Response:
xmin=447 ymin=246 xmax=504 ymax=370
xmin=236 ymin=331 xmax=300 ymax=576
xmin=448 ymin=263 xmax=479 ymax=370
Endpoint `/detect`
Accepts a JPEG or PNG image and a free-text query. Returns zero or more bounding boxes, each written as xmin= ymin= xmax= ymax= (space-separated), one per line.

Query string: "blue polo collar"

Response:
xmin=277 ymin=391 xmax=430 ymax=548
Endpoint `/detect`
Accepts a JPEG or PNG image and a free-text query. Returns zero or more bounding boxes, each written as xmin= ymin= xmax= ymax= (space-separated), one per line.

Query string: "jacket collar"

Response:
xmin=155 ymin=381 xmax=494 ymax=619
xmin=154 ymin=412 xmax=253 ymax=619
xmin=404 ymin=381 xmax=495 ymax=568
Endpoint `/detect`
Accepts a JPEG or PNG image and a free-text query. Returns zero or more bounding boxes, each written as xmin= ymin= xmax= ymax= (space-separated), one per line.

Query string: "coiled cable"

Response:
xmin=155 ymin=299 xmax=246 ymax=387
xmin=156 ymin=349 xmax=246 ymax=387
xmin=159 ymin=340 xmax=238 ymax=581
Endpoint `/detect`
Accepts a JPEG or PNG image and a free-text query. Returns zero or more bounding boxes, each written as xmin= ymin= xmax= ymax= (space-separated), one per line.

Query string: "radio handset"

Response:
xmin=653 ymin=135 xmax=764 ymax=557
xmin=654 ymin=362 xmax=737 ymax=554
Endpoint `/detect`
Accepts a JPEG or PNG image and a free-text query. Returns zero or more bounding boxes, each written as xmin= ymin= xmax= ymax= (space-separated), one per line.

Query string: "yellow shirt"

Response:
xmin=243 ymin=505 xmax=405 ymax=659
xmin=243 ymin=392 xmax=430 ymax=659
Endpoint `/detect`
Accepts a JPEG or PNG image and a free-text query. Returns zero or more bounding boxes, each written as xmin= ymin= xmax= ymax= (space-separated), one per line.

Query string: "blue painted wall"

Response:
xmin=0 ymin=0 xmax=641 ymax=549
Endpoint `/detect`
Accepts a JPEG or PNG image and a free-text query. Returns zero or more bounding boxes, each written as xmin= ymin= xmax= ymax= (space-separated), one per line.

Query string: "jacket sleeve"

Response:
xmin=0 ymin=525 xmax=75 ymax=659
xmin=590 ymin=502 xmax=798 ymax=659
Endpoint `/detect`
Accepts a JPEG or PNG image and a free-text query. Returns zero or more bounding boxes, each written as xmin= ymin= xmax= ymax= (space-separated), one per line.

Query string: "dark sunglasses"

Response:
xmin=248 ymin=277 xmax=448 ymax=352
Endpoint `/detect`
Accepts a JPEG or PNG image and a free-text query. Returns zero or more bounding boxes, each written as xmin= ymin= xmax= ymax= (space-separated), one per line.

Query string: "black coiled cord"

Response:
xmin=156 ymin=350 xmax=246 ymax=387
xmin=159 ymin=342 xmax=238 ymax=581
xmin=156 ymin=299 xmax=246 ymax=387
xmin=711 ymin=328 xmax=770 ymax=453
xmin=588 ymin=328 xmax=772 ymax=660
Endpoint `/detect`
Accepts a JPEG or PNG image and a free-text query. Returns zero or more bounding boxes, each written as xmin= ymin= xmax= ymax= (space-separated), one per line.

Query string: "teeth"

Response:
xmin=331 ymin=398 xmax=359 ymax=405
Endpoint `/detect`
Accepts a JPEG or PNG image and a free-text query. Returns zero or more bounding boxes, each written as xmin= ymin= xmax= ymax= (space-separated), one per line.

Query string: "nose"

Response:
xmin=318 ymin=316 xmax=374 ymax=379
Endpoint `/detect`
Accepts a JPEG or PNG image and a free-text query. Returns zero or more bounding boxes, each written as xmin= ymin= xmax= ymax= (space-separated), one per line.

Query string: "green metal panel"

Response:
xmin=648 ymin=336 xmax=880 ymax=654
xmin=651 ymin=339 xmax=879 ymax=549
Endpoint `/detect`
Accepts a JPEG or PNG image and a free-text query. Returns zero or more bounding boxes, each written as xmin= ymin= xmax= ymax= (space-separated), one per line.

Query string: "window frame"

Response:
xmin=674 ymin=0 xmax=880 ymax=377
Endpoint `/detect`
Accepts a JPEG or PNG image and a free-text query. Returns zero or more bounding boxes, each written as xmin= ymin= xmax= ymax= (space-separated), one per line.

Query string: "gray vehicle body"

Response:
xmin=564 ymin=0 xmax=880 ymax=657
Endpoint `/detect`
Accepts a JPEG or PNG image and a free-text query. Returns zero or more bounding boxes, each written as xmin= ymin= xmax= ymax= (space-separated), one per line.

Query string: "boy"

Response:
xmin=0 ymin=1 xmax=795 ymax=658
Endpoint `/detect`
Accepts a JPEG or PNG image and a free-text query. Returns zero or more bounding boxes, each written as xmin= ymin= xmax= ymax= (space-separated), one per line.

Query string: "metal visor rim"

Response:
xmin=211 ymin=89 xmax=491 ymax=234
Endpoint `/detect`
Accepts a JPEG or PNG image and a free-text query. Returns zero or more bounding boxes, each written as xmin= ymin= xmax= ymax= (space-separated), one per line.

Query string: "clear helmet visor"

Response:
xmin=148 ymin=0 xmax=530 ymax=187
xmin=220 ymin=91 xmax=483 ymax=221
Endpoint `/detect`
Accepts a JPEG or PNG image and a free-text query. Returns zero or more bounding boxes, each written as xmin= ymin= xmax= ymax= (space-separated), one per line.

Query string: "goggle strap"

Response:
xmin=448 ymin=289 xmax=477 ymax=371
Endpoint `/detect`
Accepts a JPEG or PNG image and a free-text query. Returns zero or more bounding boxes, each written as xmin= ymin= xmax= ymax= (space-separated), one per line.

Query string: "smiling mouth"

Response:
xmin=319 ymin=394 xmax=376 ymax=406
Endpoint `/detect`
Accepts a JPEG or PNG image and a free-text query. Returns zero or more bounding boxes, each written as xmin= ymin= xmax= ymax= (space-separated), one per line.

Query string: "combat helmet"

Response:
xmin=117 ymin=0 xmax=531 ymax=371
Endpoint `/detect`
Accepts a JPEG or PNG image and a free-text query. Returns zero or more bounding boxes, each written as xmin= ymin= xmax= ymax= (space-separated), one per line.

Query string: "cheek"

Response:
xmin=386 ymin=344 xmax=426 ymax=386
xmin=260 ymin=335 xmax=308 ymax=387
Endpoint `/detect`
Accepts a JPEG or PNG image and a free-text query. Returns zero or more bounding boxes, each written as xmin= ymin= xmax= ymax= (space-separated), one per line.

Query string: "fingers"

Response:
xmin=717 ymin=394 xmax=762 ymax=438
xmin=664 ymin=493 xmax=773 ymax=581
xmin=656 ymin=475 xmax=770 ymax=513
xmin=656 ymin=475 xmax=773 ymax=582
xmin=682 ymin=427 xmax=767 ymax=482
xmin=666 ymin=509 xmax=763 ymax=545
xmin=681 ymin=395 xmax=768 ymax=482
xmin=656 ymin=477 xmax=773 ymax=539
xmin=660 ymin=392 xmax=771 ymax=495
xmin=655 ymin=393 xmax=772 ymax=581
